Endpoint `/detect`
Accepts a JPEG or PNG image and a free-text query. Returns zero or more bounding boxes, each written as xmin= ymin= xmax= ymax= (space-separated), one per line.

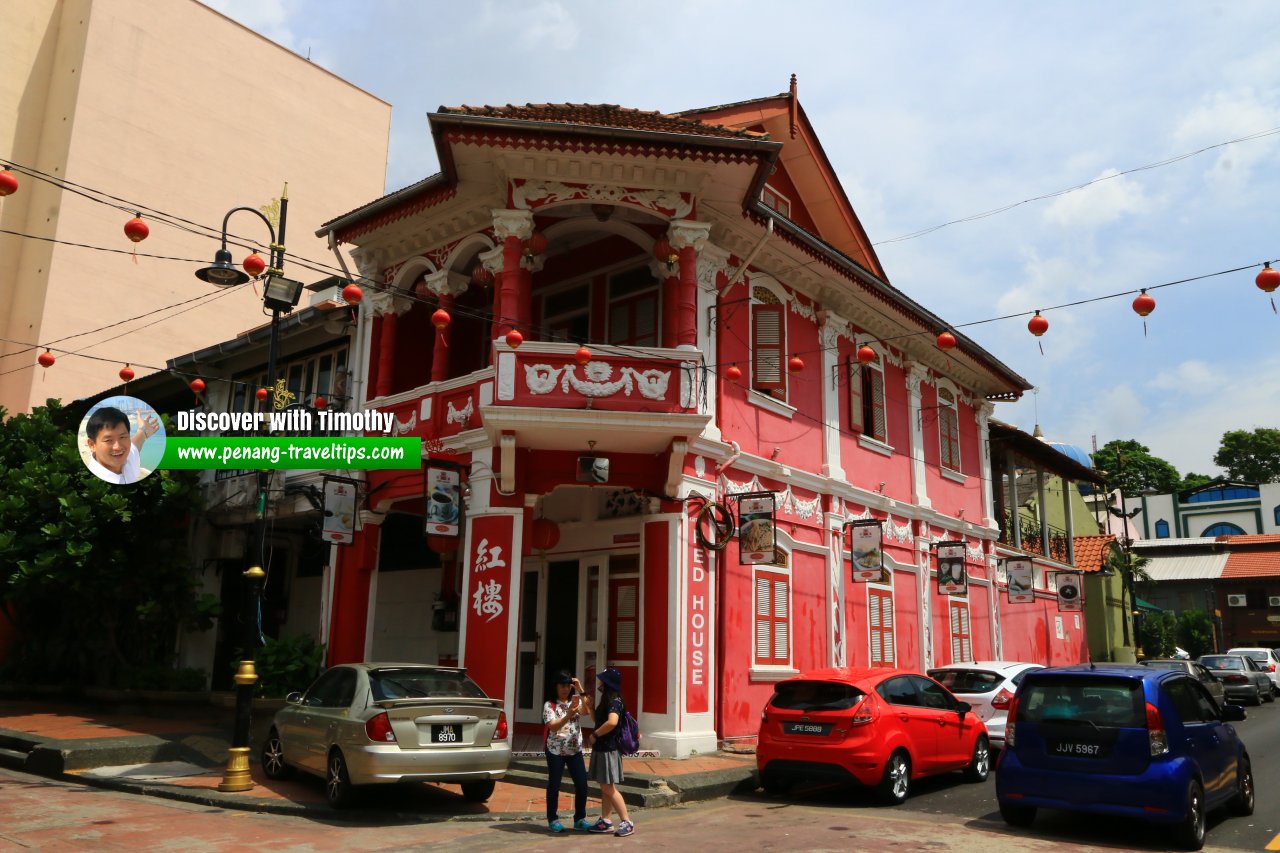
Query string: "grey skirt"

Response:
xmin=588 ymin=748 xmax=624 ymax=784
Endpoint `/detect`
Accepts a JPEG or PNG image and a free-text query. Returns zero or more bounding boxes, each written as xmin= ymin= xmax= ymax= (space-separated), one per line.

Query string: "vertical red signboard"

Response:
xmin=463 ymin=514 xmax=515 ymax=700
xmin=686 ymin=515 xmax=710 ymax=714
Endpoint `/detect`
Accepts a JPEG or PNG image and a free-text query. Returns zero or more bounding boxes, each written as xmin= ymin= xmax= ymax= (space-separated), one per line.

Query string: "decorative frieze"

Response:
xmin=511 ymin=178 xmax=694 ymax=220
xmin=523 ymin=361 xmax=672 ymax=401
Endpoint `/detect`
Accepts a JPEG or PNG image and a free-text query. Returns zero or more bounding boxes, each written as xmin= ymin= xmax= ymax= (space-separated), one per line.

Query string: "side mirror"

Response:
xmin=286 ymin=691 xmax=303 ymax=705
xmin=1220 ymin=703 xmax=1246 ymax=722
xmin=956 ymin=701 xmax=972 ymax=718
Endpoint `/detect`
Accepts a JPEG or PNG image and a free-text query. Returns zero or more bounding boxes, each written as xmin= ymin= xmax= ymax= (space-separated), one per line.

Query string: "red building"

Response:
xmin=314 ymin=85 xmax=1086 ymax=755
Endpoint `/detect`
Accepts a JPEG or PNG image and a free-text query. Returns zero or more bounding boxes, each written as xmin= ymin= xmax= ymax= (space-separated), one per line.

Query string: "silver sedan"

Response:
xmin=261 ymin=663 xmax=511 ymax=807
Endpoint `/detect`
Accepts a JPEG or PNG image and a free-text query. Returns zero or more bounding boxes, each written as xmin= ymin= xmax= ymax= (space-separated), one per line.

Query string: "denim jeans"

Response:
xmin=545 ymin=749 xmax=588 ymax=823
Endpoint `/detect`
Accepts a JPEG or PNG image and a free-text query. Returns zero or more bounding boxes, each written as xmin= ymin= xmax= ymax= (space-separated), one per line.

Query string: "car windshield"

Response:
xmin=771 ymin=680 xmax=864 ymax=711
xmin=1201 ymin=656 xmax=1243 ymax=671
xmin=1017 ymin=676 xmax=1145 ymax=727
xmin=1139 ymin=661 xmax=1184 ymax=671
xmin=928 ymin=669 xmax=1001 ymax=693
xmin=369 ymin=668 xmax=488 ymax=700
xmin=1230 ymin=650 xmax=1267 ymax=663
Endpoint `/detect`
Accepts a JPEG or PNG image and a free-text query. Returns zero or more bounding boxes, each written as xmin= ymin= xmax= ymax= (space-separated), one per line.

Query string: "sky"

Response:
xmin=204 ymin=0 xmax=1280 ymax=477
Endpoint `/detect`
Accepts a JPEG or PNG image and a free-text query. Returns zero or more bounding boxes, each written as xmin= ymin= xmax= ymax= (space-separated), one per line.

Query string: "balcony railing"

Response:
xmin=999 ymin=510 xmax=1071 ymax=564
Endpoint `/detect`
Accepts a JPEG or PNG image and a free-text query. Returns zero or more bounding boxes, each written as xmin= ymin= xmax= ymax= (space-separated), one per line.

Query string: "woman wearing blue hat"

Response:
xmin=586 ymin=667 xmax=634 ymax=837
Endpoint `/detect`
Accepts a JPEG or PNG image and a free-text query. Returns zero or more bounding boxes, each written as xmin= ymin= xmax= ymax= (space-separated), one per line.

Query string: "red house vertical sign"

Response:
xmin=686 ymin=515 xmax=710 ymax=714
xmin=463 ymin=514 xmax=515 ymax=700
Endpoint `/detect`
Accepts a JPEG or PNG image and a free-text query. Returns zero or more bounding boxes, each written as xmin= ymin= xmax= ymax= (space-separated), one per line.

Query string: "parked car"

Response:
xmin=1198 ymin=654 xmax=1273 ymax=706
xmin=996 ymin=664 xmax=1253 ymax=850
xmin=1139 ymin=659 xmax=1226 ymax=706
xmin=757 ymin=668 xmax=990 ymax=805
xmin=1225 ymin=647 xmax=1280 ymax=695
xmin=927 ymin=661 xmax=1044 ymax=749
xmin=261 ymin=663 xmax=510 ymax=807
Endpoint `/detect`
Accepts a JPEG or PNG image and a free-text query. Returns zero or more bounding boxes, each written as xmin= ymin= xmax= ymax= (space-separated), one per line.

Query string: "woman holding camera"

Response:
xmin=543 ymin=671 xmax=592 ymax=833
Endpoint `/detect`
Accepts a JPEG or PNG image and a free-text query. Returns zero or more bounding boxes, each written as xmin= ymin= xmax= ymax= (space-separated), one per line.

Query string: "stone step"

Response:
xmin=0 ymin=746 xmax=29 ymax=770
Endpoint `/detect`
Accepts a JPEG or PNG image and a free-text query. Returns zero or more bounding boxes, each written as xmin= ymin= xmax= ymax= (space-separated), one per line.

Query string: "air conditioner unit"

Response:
xmin=1226 ymin=594 xmax=1247 ymax=607
xmin=1269 ymin=596 xmax=1280 ymax=607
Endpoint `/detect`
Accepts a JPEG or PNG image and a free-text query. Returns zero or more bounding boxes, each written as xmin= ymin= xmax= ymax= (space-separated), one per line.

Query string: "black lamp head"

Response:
xmin=196 ymin=248 xmax=250 ymax=287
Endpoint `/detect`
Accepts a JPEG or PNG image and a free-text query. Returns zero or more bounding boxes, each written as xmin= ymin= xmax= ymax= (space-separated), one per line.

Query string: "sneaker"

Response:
xmin=587 ymin=818 xmax=614 ymax=833
xmin=574 ymin=819 xmax=594 ymax=831
xmin=548 ymin=820 xmax=565 ymax=833
xmin=615 ymin=821 xmax=635 ymax=837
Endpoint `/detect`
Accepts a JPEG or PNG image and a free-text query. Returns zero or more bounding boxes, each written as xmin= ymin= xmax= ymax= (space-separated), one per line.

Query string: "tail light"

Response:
xmin=850 ymin=695 xmax=875 ymax=726
xmin=1269 ymin=664 xmax=1276 ymax=673
xmin=1145 ymin=702 xmax=1169 ymax=756
xmin=1224 ymin=674 xmax=1247 ymax=684
xmin=991 ymin=688 xmax=1015 ymax=709
xmin=1005 ymin=696 xmax=1019 ymax=747
xmin=495 ymin=711 xmax=509 ymax=740
xmin=364 ymin=712 xmax=397 ymax=743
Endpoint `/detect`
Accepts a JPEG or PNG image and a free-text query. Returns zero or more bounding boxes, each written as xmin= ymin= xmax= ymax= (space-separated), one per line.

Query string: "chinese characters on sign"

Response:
xmin=736 ymin=492 xmax=776 ymax=565
xmin=321 ymin=476 xmax=358 ymax=544
xmin=1056 ymin=572 xmax=1083 ymax=612
xmin=847 ymin=519 xmax=885 ymax=582
xmin=1006 ymin=558 xmax=1034 ymax=603
xmin=936 ymin=541 xmax=968 ymax=596
xmin=471 ymin=537 xmax=506 ymax=623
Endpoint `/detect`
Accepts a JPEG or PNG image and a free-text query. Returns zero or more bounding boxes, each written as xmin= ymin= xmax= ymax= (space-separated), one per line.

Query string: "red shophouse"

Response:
xmin=313 ymin=83 xmax=1088 ymax=755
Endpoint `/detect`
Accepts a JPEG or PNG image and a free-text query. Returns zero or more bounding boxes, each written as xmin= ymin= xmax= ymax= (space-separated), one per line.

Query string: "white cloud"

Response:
xmin=1148 ymin=360 xmax=1216 ymax=392
xmin=1042 ymin=169 xmax=1148 ymax=230
xmin=1173 ymin=89 xmax=1279 ymax=190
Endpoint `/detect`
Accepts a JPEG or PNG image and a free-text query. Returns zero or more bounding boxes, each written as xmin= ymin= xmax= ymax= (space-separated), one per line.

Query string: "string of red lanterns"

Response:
xmin=0 ymin=168 xmax=18 ymax=196
xmin=37 ymin=350 xmax=55 ymax=368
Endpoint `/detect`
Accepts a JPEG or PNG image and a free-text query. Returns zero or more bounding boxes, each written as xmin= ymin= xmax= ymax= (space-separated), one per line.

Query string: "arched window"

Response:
xmin=1273 ymin=505 xmax=1280 ymax=526
xmin=1154 ymin=519 xmax=1170 ymax=538
xmin=1202 ymin=521 xmax=1246 ymax=537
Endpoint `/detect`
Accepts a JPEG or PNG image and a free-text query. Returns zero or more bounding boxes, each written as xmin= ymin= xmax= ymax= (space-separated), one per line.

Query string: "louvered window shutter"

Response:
xmin=848 ymin=357 xmax=864 ymax=432
xmin=752 ymin=304 xmax=786 ymax=394
xmin=755 ymin=576 xmax=771 ymax=662
xmin=773 ymin=579 xmax=789 ymax=662
xmin=868 ymin=368 xmax=886 ymax=441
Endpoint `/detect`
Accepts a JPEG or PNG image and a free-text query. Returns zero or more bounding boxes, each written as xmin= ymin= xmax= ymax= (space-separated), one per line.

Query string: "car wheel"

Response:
xmin=999 ymin=802 xmax=1036 ymax=827
xmin=1249 ymin=688 xmax=1263 ymax=706
xmin=460 ymin=780 xmax=496 ymax=802
xmin=260 ymin=728 xmax=294 ymax=780
xmin=876 ymin=750 xmax=910 ymax=805
xmin=1229 ymin=758 xmax=1255 ymax=817
xmin=326 ymin=749 xmax=356 ymax=808
xmin=963 ymin=735 xmax=990 ymax=782
xmin=760 ymin=769 xmax=790 ymax=796
xmin=1264 ymin=689 xmax=1275 ymax=704
xmin=1172 ymin=780 xmax=1206 ymax=851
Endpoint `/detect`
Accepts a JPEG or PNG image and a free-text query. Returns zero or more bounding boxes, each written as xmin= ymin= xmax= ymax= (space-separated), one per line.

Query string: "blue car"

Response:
xmin=995 ymin=664 xmax=1254 ymax=850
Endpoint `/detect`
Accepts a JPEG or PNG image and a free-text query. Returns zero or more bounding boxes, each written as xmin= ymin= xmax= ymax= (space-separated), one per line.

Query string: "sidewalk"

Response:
xmin=0 ymin=698 xmax=756 ymax=822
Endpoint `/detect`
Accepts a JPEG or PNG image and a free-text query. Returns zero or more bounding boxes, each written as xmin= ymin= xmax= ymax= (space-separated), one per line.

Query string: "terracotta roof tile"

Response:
xmin=1222 ymin=549 xmax=1280 ymax=578
xmin=436 ymin=103 xmax=767 ymax=140
xmin=1217 ymin=534 xmax=1280 ymax=545
xmin=1073 ymin=534 xmax=1118 ymax=573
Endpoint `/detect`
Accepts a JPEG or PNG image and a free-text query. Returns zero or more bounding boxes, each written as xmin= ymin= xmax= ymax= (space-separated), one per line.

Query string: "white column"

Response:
xmin=820 ymin=315 xmax=846 ymax=481
xmin=977 ymin=402 xmax=995 ymax=527
xmin=907 ymin=362 xmax=930 ymax=509
xmin=696 ymin=243 xmax=731 ymax=442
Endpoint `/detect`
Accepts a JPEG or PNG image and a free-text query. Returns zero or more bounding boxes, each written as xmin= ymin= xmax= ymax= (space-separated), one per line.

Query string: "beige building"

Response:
xmin=0 ymin=0 xmax=390 ymax=414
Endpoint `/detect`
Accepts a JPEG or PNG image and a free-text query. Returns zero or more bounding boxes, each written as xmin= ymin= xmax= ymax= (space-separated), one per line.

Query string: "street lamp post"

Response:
xmin=195 ymin=186 xmax=303 ymax=793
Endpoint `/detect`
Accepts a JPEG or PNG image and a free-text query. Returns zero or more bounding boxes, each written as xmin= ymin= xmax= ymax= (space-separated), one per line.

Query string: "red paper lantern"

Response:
xmin=652 ymin=238 xmax=678 ymax=265
xmin=314 ymin=396 xmax=327 ymax=409
xmin=256 ymin=387 xmax=269 ymax=402
xmin=1027 ymin=311 xmax=1049 ymax=337
xmin=37 ymin=350 xmax=55 ymax=368
xmin=788 ymin=354 xmax=805 ymax=373
xmin=242 ymin=253 xmax=266 ymax=277
xmin=505 ymin=328 xmax=524 ymax=349
xmin=190 ymin=378 xmax=206 ymax=394
xmin=524 ymin=231 xmax=548 ymax=257
xmin=0 ymin=169 xmax=18 ymax=197
xmin=431 ymin=308 xmax=451 ymax=330
xmin=1132 ymin=289 xmax=1156 ymax=317
xmin=574 ymin=345 xmax=592 ymax=366
xmin=724 ymin=364 xmax=742 ymax=383
xmin=1256 ymin=262 xmax=1280 ymax=294
xmin=341 ymin=283 xmax=363 ymax=304
xmin=123 ymin=216 xmax=149 ymax=243
xmin=936 ymin=331 xmax=957 ymax=351
xmin=530 ymin=518 xmax=561 ymax=551
xmin=471 ymin=264 xmax=494 ymax=286
xmin=857 ymin=344 xmax=877 ymax=365
xmin=119 ymin=364 xmax=135 ymax=383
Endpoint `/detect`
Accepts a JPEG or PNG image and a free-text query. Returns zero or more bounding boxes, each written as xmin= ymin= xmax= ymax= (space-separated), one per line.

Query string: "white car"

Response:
xmin=926 ymin=661 xmax=1044 ymax=749
xmin=1226 ymin=647 xmax=1280 ymax=695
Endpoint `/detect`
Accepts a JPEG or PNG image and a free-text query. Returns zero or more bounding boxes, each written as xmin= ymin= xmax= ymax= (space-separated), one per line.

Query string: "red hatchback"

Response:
xmin=757 ymin=668 xmax=990 ymax=804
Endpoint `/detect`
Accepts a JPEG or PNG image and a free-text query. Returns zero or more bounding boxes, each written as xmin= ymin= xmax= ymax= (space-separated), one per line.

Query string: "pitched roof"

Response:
xmin=435 ymin=103 xmax=766 ymax=140
xmin=1217 ymin=534 xmax=1280 ymax=545
xmin=1073 ymin=535 xmax=1118 ymax=573
xmin=1222 ymin=549 xmax=1280 ymax=579
xmin=1143 ymin=552 xmax=1228 ymax=581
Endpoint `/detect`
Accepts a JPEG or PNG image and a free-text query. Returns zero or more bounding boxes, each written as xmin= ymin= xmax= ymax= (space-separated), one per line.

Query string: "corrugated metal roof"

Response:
xmin=1134 ymin=538 xmax=1216 ymax=548
xmin=1143 ymin=552 xmax=1228 ymax=581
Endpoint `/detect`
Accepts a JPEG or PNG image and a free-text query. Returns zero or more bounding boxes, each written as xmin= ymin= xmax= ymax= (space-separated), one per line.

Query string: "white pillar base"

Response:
xmin=642 ymin=729 xmax=720 ymax=758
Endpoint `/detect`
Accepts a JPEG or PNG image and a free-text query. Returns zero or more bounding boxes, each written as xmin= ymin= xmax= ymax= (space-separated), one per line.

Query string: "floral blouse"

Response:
xmin=543 ymin=698 xmax=584 ymax=756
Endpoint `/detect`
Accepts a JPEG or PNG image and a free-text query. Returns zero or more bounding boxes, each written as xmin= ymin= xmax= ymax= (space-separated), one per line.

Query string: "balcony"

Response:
xmin=999 ymin=510 xmax=1072 ymax=564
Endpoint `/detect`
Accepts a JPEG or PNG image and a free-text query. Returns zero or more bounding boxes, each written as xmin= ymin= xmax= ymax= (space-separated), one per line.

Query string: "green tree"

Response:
xmin=1213 ymin=428 xmax=1280 ymax=483
xmin=1175 ymin=609 xmax=1215 ymax=659
xmin=0 ymin=401 xmax=207 ymax=687
xmin=1177 ymin=472 xmax=1213 ymax=491
xmin=1093 ymin=439 xmax=1182 ymax=496
xmin=1139 ymin=611 xmax=1177 ymax=659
